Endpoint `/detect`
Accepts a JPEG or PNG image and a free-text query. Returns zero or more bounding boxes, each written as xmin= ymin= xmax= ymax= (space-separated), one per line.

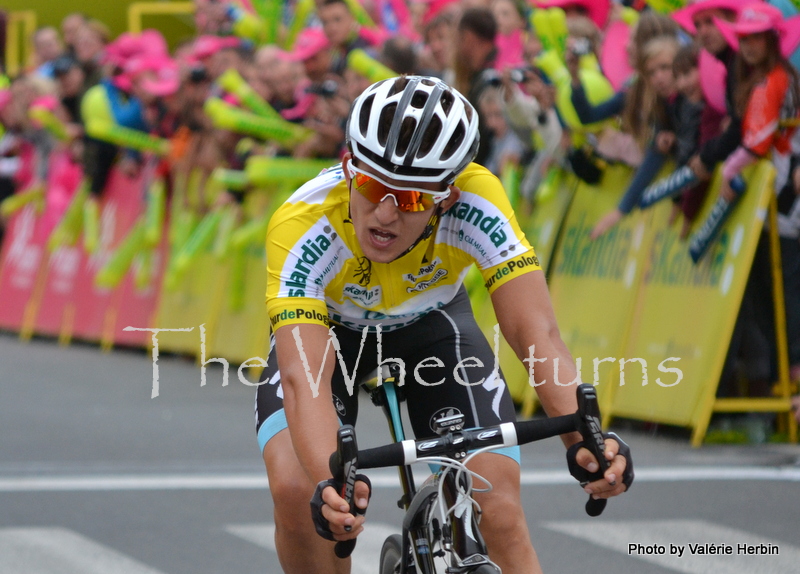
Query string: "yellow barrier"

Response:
xmin=127 ymin=2 xmax=194 ymax=34
xmin=547 ymin=163 xmax=653 ymax=416
xmin=608 ymin=163 xmax=796 ymax=445
xmin=5 ymin=11 xmax=36 ymax=77
xmin=545 ymin=161 xmax=795 ymax=445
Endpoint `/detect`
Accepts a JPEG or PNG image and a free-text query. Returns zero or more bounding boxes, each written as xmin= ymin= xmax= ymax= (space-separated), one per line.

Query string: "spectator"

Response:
xmin=33 ymin=27 xmax=65 ymax=79
xmin=491 ymin=0 xmax=526 ymax=71
xmin=61 ymin=13 xmax=87 ymax=57
xmin=478 ymin=87 xmax=525 ymax=178
xmin=318 ymin=0 xmax=371 ymax=75
xmin=75 ymin=20 xmax=109 ymax=90
xmin=454 ymin=7 xmax=498 ymax=167
xmin=501 ymin=68 xmax=562 ymax=204
xmin=381 ymin=36 xmax=417 ymax=75
xmin=534 ymin=0 xmax=610 ymax=31
xmin=673 ymin=0 xmax=748 ymax=182
xmin=589 ymin=35 xmax=681 ymax=239
xmin=287 ymin=28 xmax=333 ymax=86
xmin=420 ymin=10 xmax=456 ymax=84
xmin=0 ymin=87 xmax=23 ymax=239
xmin=52 ymin=55 xmax=86 ymax=126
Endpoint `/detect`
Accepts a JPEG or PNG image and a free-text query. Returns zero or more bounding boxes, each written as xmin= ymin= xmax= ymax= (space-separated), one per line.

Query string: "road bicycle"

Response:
xmin=327 ymin=370 xmax=611 ymax=573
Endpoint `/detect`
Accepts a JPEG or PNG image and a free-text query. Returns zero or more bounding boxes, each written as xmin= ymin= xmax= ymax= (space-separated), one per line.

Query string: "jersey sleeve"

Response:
xmin=265 ymin=203 xmax=333 ymax=331
xmin=448 ymin=164 xmax=541 ymax=294
xmin=742 ymin=67 xmax=790 ymax=157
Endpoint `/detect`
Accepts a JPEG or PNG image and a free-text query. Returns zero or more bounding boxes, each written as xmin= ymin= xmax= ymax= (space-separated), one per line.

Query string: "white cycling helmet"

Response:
xmin=346 ymin=76 xmax=480 ymax=185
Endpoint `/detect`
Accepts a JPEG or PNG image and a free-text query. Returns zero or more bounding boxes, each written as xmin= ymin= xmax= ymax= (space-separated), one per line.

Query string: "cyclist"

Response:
xmin=256 ymin=75 xmax=633 ymax=574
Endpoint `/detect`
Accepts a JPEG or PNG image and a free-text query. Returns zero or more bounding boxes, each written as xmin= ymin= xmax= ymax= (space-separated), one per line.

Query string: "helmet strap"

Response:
xmin=391 ymin=204 xmax=443 ymax=262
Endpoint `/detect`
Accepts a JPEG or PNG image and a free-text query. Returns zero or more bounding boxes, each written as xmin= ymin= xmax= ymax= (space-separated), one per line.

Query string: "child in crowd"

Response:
xmin=663 ymin=43 xmax=725 ymax=238
xmin=714 ymin=3 xmax=800 ymax=394
xmin=672 ymin=0 xmax=748 ymax=183
xmin=500 ymin=67 xmax=562 ymax=205
xmin=492 ymin=0 xmax=527 ymax=71
xmin=590 ymin=35 xmax=681 ymax=239
xmin=477 ymin=87 xmax=526 ymax=178
xmin=714 ymin=4 xmax=800 ymax=202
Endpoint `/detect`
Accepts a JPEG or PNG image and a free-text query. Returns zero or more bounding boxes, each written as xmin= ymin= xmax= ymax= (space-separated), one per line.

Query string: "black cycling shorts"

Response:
xmin=255 ymin=287 xmax=520 ymax=461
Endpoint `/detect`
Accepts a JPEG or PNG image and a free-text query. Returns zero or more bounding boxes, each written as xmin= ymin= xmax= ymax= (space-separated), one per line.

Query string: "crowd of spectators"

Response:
xmin=0 ymin=0 xmax=799 ymax=419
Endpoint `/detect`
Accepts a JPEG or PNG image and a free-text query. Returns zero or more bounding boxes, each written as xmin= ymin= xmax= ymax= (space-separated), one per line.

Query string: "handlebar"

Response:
xmin=351 ymin=413 xmax=578 ymax=470
xmin=329 ymin=384 xmax=611 ymax=557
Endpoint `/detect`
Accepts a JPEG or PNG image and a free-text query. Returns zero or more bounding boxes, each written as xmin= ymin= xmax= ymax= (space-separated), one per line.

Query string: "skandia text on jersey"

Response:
xmin=343 ymin=283 xmax=382 ymax=307
xmin=270 ymin=307 xmax=330 ymax=327
xmin=285 ymin=234 xmax=335 ymax=297
xmin=484 ymin=253 xmax=540 ymax=290
xmin=444 ymin=202 xmax=509 ymax=247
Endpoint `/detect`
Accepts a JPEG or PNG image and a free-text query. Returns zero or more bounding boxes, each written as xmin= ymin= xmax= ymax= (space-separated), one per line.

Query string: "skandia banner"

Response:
xmin=522 ymin=170 xmax=578 ymax=274
xmin=67 ymin=169 xmax=155 ymax=344
xmin=610 ymin=162 xmax=775 ymax=433
xmin=548 ymin=164 xmax=657 ymax=406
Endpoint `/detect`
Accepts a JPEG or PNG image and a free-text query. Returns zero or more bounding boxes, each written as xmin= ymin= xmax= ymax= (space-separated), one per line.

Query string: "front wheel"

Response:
xmin=380 ymin=534 xmax=405 ymax=574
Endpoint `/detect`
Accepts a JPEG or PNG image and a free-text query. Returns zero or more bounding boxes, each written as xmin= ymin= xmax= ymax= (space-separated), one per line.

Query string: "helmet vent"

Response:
xmin=411 ymin=91 xmax=428 ymax=109
xmin=396 ymin=117 xmax=417 ymax=156
xmin=440 ymin=90 xmax=454 ymax=115
xmin=417 ymin=115 xmax=441 ymax=157
xmin=359 ymin=95 xmax=374 ymax=136
xmin=441 ymin=121 xmax=465 ymax=161
xmin=461 ymin=97 xmax=473 ymax=122
xmin=377 ymin=103 xmax=397 ymax=146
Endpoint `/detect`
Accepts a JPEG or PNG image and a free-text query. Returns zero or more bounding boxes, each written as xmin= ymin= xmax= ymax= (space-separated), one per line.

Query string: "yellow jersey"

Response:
xmin=266 ymin=163 xmax=540 ymax=332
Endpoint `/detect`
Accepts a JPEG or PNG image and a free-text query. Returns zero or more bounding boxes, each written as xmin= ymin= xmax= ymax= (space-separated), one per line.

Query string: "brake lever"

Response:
xmin=329 ymin=425 xmax=362 ymax=558
xmin=575 ymin=384 xmax=610 ymax=517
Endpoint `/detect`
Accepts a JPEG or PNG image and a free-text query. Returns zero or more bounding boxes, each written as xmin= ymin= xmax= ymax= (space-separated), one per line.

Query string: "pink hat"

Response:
xmin=422 ymin=0 xmax=460 ymax=26
xmin=287 ymin=28 xmax=330 ymax=62
xmin=0 ymin=89 xmax=12 ymax=113
xmin=672 ymin=0 xmax=751 ymax=35
xmin=534 ymin=0 xmax=610 ymax=29
xmin=105 ymin=30 xmax=168 ymax=67
xmin=715 ymin=2 xmax=800 ymax=56
xmin=191 ymin=35 xmax=242 ymax=62
xmin=30 ymin=95 xmax=60 ymax=112
xmin=124 ymin=55 xmax=180 ymax=97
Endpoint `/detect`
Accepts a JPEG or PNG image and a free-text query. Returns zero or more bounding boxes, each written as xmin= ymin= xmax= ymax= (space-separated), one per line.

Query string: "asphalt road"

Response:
xmin=1 ymin=332 xmax=799 ymax=574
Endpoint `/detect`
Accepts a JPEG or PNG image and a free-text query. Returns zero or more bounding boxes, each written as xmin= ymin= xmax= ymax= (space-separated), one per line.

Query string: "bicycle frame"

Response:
xmin=363 ymin=376 xmax=495 ymax=573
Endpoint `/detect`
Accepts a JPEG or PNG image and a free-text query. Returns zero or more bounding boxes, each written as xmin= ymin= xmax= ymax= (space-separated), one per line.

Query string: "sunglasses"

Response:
xmin=347 ymin=162 xmax=450 ymax=213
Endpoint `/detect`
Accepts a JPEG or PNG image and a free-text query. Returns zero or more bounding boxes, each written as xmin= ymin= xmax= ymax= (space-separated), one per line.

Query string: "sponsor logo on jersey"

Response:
xmin=406 ymin=268 xmax=448 ymax=293
xmin=445 ymin=201 xmax=509 ymax=247
xmin=269 ymin=307 xmax=330 ymax=328
xmin=484 ymin=253 xmax=540 ymax=290
xmin=283 ymin=223 xmax=343 ymax=297
xmin=403 ymin=257 xmax=443 ymax=283
xmin=343 ymin=283 xmax=382 ymax=307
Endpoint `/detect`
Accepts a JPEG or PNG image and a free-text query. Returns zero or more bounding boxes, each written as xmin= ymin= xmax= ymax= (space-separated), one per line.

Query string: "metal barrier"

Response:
xmin=4 ymin=11 xmax=36 ymax=77
xmin=127 ymin=2 xmax=194 ymax=34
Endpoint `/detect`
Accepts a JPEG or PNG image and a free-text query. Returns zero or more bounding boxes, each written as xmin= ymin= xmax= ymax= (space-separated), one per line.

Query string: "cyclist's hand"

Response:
xmin=567 ymin=432 xmax=633 ymax=500
xmin=310 ymin=476 xmax=371 ymax=541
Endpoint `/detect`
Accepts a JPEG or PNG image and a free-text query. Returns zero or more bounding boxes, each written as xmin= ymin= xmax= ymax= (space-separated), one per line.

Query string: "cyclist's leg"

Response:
xmin=389 ymin=288 xmax=541 ymax=573
xmin=263 ymin=430 xmax=349 ymax=574
xmin=467 ymin=453 xmax=542 ymax=574
xmin=255 ymin=331 xmax=372 ymax=574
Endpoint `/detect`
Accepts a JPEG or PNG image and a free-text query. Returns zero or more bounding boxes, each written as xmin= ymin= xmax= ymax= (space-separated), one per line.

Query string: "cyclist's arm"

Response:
xmin=274 ymin=322 xmax=369 ymax=538
xmin=491 ymin=270 xmax=629 ymax=498
xmin=490 ymin=270 xmax=582 ymax=445
xmin=275 ymin=322 xmax=340 ymax=483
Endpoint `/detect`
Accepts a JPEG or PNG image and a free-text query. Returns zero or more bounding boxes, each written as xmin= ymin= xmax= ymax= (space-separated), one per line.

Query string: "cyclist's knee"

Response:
xmin=263 ymin=431 xmax=316 ymax=529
